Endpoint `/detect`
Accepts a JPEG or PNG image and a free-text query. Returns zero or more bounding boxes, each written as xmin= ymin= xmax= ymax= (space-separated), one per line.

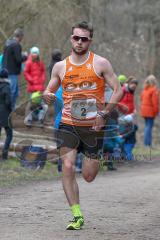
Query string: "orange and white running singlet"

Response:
xmin=61 ymin=52 xmax=105 ymax=126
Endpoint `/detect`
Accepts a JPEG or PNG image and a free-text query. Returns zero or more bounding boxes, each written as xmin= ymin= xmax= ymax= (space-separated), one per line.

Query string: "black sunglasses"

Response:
xmin=72 ymin=35 xmax=91 ymax=42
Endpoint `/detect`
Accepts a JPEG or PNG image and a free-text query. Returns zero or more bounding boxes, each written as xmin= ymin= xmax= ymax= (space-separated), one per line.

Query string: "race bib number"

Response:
xmin=71 ymin=98 xmax=97 ymax=119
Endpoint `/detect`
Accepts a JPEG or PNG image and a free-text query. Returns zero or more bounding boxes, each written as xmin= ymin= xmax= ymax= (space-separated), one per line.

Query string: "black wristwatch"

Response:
xmin=97 ymin=111 xmax=110 ymax=120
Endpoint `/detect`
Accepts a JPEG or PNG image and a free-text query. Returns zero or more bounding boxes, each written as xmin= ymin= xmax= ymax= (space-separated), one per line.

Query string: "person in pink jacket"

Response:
xmin=24 ymin=46 xmax=46 ymax=93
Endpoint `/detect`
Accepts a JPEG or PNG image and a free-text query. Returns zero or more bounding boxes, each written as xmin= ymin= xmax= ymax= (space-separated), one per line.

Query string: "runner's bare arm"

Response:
xmin=92 ymin=57 xmax=122 ymax=131
xmin=101 ymin=58 xmax=123 ymax=112
xmin=43 ymin=61 xmax=64 ymax=104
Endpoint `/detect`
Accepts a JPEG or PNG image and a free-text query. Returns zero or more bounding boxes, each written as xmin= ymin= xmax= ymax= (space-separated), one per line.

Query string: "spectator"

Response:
xmin=103 ymin=109 xmax=123 ymax=170
xmin=120 ymin=114 xmax=138 ymax=161
xmin=0 ymin=68 xmax=13 ymax=160
xmin=104 ymin=84 xmax=121 ymax=170
xmin=119 ymin=76 xmax=138 ymax=115
xmin=2 ymin=28 xmax=27 ymax=109
xmin=140 ymin=75 xmax=159 ymax=147
xmin=24 ymin=46 xmax=46 ymax=94
xmin=48 ymin=49 xmax=63 ymax=128
xmin=24 ymin=91 xmax=48 ymax=127
xmin=118 ymin=74 xmax=127 ymax=86
xmin=0 ymin=53 xmax=3 ymax=70
xmin=48 ymin=49 xmax=63 ymax=172
xmin=118 ymin=76 xmax=138 ymax=160
xmin=48 ymin=49 xmax=62 ymax=78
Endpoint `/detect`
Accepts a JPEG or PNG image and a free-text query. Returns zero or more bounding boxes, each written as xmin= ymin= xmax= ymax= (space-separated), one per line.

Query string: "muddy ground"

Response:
xmin=0 ymin=159 xmax=160 ymax=240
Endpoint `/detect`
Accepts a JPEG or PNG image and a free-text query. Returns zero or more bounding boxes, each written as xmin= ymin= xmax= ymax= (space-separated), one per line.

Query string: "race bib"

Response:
xmin=71 ymin=98 xmax=97 ymax=120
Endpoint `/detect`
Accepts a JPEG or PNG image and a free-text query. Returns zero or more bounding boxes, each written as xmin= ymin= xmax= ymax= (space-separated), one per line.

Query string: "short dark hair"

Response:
xmin=14 ymin=28 xmax=24 ymax=38
xmin=72 ymin=21 xmax=93 ymax=38
xmin=127 ymin=76 xmax=138 ymax=85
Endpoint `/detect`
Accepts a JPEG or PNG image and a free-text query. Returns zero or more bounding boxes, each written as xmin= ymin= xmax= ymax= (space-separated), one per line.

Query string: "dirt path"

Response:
xmin=0 ymin=160 xmax=160 ymax=240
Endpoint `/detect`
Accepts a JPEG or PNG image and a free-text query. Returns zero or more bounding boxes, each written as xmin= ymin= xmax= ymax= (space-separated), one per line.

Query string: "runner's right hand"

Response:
xmin=43 ymin=91 xmax=56 ymax=104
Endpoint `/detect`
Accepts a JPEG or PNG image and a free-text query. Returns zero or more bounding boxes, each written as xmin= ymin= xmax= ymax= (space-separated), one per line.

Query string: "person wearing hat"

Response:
xmin=24 ymin=91 xmax=48 ymax=127
xmin=24 ymin=48 xmax=47 ymax=127
xmin=24 ymin=46 xmax=46 ymax=94
xmin=119 ymin=114 xmax=138 ymax=161
xmin=0 ymin=68 xmax=13 ymax=160
xmin=118 ymin=74 xmax=127 ymax=86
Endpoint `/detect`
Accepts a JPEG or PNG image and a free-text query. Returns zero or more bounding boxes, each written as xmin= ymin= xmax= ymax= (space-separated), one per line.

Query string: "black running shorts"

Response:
xmin=56 ymin=123 xmax=104 ymax=159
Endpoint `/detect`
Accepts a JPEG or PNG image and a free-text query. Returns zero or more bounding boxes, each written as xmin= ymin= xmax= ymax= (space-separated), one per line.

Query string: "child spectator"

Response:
xmin=120 ymin=114 xmax=138 ymax=161
xmin=118 ymin=76 xmax=138 ymax=159
xmin=118 ymin=74 xmax=127 ymax=86
xmin=24 ymin=91 xmax=48 ymax=127
xmin=103 ymin=109 xmax=124 ymax=170
xmin=103 ymin=128 xmax=124 ymax=170
xmin=0 ymin=68 xmax=13 ymax=160
xmin=24 ymin=46 xmax=46 ymax=93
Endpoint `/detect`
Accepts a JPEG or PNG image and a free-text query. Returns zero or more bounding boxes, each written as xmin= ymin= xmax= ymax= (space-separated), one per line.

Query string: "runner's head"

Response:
xmin=72 ymin=21 xmax=93 ymax=38
xmin=71 ymin=21 xmax=93 ymax=55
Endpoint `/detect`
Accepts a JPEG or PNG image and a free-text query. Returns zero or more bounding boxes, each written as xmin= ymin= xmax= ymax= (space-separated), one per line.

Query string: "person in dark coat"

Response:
xmin=48 ymin=49 xmax=63 ymax=172
xmin=0 ymin=68 xmax=13 ymax=160
xmin=2 ymin=28 xmax=27 ymax=109
xmin=48 ymin=49 xmax=62 ymax=78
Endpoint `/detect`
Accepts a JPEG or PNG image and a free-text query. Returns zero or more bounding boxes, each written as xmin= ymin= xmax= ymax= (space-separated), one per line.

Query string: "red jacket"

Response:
xmin=140 ymin=86 xmax=159 ymax=118
xmin=119 ymin=85 xmax=135 ymax=114
xmin=24 ymin=55 xmax=46 ymax=93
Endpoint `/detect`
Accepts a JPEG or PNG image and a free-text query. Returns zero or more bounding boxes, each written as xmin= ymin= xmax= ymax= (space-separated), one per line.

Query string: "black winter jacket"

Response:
xmin=48 ymin=49 xmax=62 ymax=78
xmin=2 ymin=38 xmax=26 ymax=75
xmin=0 ymin=78 xmax=12 ymax=127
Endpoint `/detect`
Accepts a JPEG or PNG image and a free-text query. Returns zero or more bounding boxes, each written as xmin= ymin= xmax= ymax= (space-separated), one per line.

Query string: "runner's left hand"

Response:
xmin=92 ymin=115 xmax=106 ymax=132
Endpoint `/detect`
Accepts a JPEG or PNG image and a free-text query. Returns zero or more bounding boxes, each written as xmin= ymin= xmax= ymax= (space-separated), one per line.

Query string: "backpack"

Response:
xmin=20 ymin=145 xmax=47 ymax=169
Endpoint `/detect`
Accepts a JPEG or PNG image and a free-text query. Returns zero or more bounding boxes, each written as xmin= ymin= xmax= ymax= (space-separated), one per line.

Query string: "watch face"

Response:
xmin=98 ymin=111 xmax=110 ymax=120
xmin=98 ymin=112 xmax=105 ymax=119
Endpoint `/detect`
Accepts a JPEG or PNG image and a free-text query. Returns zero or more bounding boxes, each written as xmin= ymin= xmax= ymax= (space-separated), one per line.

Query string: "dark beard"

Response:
xmin=72 ymin=47 xmax=88 ymax=55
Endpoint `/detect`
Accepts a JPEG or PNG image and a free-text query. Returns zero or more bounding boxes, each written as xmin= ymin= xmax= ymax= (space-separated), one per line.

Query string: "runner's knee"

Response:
xmin=63 ymin=161 xmax=74 ymax=174
xmin=83 ymin=173 xmax=96 ymax=182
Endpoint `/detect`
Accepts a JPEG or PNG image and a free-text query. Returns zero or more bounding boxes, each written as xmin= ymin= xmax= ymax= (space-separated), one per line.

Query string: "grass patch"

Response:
xmin=0 ymin=157 xmax=59 ymax=187
xmin=133 ymin=145 xmax=160 ymax=158
xmin=1 ymin=145 xmax=160 ymax=187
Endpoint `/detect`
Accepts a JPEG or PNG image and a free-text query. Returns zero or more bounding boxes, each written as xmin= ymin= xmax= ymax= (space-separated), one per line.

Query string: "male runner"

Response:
xmin=43 ymin=21 xmax=122 ymax=230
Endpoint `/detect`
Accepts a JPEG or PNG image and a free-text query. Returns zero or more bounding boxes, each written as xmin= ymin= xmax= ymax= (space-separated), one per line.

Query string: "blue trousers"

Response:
xmin=8 ymin=75 xmax=19 ymax=109
xmin=124 ymin=143 xmax=135 ymax=161
xmin=144 ymin=117 xmax=154 ymax=146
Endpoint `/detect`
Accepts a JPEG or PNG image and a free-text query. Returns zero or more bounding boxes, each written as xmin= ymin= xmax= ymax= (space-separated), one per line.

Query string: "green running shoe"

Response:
xmin=66 ymin=216 xmax=84 ymax=230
